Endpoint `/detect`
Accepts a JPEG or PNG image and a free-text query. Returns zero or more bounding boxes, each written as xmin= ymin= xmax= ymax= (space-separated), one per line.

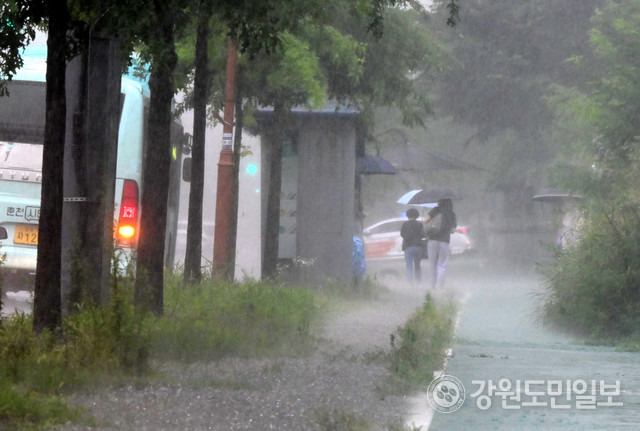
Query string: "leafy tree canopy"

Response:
xmin=430 ymin=0 xmax=603 ymax=142
xmin=0 ymin=0 xmax=46 ymax=95
xmin=174 ymin=0 xmax=445 ymax=130
xmin=587 ymin=0 xmax=640 ymax=165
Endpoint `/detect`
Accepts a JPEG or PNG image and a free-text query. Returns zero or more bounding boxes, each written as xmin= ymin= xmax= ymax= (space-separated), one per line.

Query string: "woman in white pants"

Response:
xmin=425 ymin=199 xmax=457 ymax=288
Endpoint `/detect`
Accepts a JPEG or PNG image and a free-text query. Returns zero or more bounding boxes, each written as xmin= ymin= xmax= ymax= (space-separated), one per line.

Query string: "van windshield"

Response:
xmin=0 ymin=141 xmax=43 ymax=172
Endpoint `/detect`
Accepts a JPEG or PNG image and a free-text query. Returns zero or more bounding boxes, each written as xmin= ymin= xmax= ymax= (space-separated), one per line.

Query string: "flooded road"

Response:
xmin=424 ymin=256 xmax=640 ymax=430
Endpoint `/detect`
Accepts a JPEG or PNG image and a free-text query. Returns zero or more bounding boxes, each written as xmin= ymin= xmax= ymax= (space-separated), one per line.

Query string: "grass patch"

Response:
xmin=0 ymin=382 xmax=88 ymax=431
xmin=387 ymin=293 xmax=457 ymax=391
xmin=0 ymin=273 xmax=323 ymax=429
xmin=156 ymin=275 xmax=320 ymax=361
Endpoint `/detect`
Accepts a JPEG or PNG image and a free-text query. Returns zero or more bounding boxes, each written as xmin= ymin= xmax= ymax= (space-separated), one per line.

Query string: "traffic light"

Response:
xmin=246 ymin=163 xmax=258 ymax=176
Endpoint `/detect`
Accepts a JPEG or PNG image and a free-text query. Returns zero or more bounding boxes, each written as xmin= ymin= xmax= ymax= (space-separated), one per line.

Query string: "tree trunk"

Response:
xmin=33 ymin=0 xmax=67 ymax=333
xmin=261 ymin=102 xmax=286 ymax=279
xmin=135 ymin=11 xmax=177 ymax=314
xmin=183 ymin=18 xmax=210 ymax=285
xmin=62 ymin=37 xmax=121 ymax=312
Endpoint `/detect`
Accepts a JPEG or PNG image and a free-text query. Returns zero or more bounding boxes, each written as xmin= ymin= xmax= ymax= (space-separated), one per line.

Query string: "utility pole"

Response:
xmin=213 ymin=38 xmax=237 ymax=280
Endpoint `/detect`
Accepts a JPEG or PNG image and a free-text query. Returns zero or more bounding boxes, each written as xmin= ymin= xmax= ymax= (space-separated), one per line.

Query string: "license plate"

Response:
xmin=14 ymin=224 xmax=39 ymax=245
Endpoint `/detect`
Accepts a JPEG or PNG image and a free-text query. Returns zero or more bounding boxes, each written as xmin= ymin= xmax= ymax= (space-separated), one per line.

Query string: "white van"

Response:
xmin=0 ymin=46 xmax=186 ymax=284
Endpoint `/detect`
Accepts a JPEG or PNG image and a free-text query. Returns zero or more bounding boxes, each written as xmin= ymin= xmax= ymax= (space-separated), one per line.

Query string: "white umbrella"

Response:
xmin=397 ymin=190 xmax=437 ymax=208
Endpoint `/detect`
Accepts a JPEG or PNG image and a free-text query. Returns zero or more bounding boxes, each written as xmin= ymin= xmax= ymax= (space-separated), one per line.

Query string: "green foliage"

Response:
xmin=541 ymin=2 xmax=640 ymax=348
xmin=156 ymin=275 xmax=320 ymax=360
xmin=266 ymin=32 xmax=327 ymax=108
xmin=541 ymin=201 xmax=640 ymax=344
xmin=0 ymin=275 xmax=322 ymax=426
xmin=0 ymin=382 xmax=85 ymax=431
xmin=337 ymin=5 xmax=444 ymax=127
xmin=1 ymin=313 xmax=86 ymax=393
xmin=0 ymin=0 xmax=46 ymax=96
xmin=0 ymin=285 xmax=149 ymax=394
xmin=0 ymin=314 xmax=91 ymax=429
xmin=544 ymin=85 xmax=600 ymax=193
xmin=63 ymin=284 xmax=153 ymax=375
xmin=587 ymin=0 xmax=640 ymax=164
xmin=431 ymin=0 xmax=602 ymax=141
xmin=387 ymin=293 xmax=457 ymax=390
xmin=547 ymin=0 xmax=640 ymax=196
xmin=444 ymin=0 xmax=460 ymax=27
xmin=0 ymin=247 xmax=5 ymax=317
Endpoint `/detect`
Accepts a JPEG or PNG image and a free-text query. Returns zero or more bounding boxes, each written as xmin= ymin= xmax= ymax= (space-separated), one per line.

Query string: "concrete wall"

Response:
xmin=296 ymin=115 xmax=356 ymax=282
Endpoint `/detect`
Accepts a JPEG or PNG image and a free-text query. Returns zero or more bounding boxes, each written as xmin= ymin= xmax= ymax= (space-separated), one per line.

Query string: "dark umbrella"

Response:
xmin=397 ymin=187 xmax=458 ymax=205
xmin=356 ymin=154 xmax=396 ymax=175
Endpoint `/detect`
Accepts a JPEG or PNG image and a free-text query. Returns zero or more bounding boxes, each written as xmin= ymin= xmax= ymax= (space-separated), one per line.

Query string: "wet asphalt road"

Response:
xmin=425 ymin=256 xmax=640 ymax=431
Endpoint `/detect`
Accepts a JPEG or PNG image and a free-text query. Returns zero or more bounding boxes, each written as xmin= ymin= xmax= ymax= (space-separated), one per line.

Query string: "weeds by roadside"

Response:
xmin=0 ymin=272 xmax=323 ymax=430
xmin=0 ymin=313 xmax=93 ymax=429
xmin=540 ymin=201 xmax=640 ymax=350
xmin=387 ymin=293 xmax=457 ymax=392
xmin=155 ymin=273 xmax=320 ymax=361
xmin=0 ymin=384 xmax=87 ymax=431
xmin=0 ymin=247 xmax=5 ymax=320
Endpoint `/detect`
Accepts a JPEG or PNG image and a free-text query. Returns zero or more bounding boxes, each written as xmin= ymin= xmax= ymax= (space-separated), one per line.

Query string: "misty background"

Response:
xmin=23 ymin=1 xmax=605 ymax=279
xmin=354 ymin=1 xmax=604 ymax=271
xmin=170 ymin=1 xmax=607 ymax=276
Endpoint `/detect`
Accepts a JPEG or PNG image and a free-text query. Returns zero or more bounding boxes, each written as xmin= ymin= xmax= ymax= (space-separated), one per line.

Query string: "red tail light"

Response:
xmin=457 ymin=227 xmax=468 ymax=234
xmin=117 ymin=179 xmax=139 ymax=245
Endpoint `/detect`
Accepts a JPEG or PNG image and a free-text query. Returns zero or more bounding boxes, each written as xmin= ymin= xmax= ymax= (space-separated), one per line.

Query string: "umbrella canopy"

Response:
xmin=397 ymin=187 xmax=458 ymax=205
xmin=532 ymin=189 xmax=583 ymax=203
xmin=356 ymin=154 xmax=396 ymax=175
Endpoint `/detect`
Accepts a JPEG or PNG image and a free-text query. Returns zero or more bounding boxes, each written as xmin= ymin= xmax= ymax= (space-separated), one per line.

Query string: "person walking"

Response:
xmin=401 ymin=208 xmax=425 ymax=283
xmin=425 ymin=199 xmax=457 ymax=288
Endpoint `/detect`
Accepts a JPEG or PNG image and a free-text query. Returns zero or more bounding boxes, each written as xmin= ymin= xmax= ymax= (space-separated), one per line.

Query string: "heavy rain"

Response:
xmin=1 ymin=0 xmax=640 ymax=429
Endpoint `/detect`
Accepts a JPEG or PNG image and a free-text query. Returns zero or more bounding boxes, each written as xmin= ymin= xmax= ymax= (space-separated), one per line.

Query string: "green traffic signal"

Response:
xmin=246 ymin=163 xmax=258 ymax=175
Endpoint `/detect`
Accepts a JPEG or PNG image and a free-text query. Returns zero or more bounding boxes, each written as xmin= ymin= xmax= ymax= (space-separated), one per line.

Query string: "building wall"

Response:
xmin=296 ymin=116 xmax=356 ymax=282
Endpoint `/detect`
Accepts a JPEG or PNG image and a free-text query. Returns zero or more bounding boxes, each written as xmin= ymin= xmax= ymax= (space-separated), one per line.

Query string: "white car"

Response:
xmin=362 ymin=217 xmax=472 ymax=280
